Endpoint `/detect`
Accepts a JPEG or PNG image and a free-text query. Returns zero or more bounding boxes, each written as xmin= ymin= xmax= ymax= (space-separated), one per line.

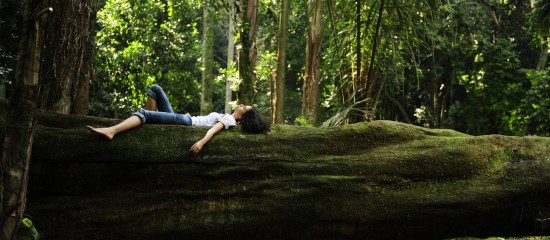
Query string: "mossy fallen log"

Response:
xmin=9 ymin=110 xmax=550 ymax=239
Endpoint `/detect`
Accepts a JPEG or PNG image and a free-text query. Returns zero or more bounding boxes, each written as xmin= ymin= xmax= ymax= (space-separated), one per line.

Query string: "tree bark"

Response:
xmin=237 ymin=0 xmax=258 ymax=105
xmin=4 ymin=110 xmax=549 ymax=239
xmin=224 ymin=2 xmax=236 ymax=114
xmin=201 ymin=0 xmax=214 ymax=115
xmin=39 ymin=0 xmax=95 ymax=114
xmin=0 ymin=0 xmax=49 ymax=238
xmin=536 ymin=41 xmax=548 ymax=71
xmin=302 ymin=0 xmax=323 ymax=124
xmin=71 ymin=0 xmax=97 ymax=116
xmin=272 ymin=0 xmax=289 ymax=124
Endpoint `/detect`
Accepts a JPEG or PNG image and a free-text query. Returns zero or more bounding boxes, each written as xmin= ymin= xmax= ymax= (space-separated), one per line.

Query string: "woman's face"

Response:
xmin=234 ymin=104 xmax=252 ymax=115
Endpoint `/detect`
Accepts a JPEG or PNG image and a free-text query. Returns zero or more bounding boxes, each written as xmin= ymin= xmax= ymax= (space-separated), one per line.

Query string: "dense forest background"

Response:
xmin=0 ymin=1 xmax=549 ymax=238
xmin=0 ymin=0 xmax=549 ymax=136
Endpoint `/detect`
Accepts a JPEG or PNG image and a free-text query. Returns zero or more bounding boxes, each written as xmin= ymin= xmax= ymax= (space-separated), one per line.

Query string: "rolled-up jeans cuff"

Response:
xmin=132 ymin=111 xmax=146 ymax=125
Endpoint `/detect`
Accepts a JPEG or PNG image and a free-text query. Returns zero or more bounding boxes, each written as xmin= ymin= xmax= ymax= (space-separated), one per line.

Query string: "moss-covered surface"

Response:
xmin=7 ymin=111 xmax=549 ymax=239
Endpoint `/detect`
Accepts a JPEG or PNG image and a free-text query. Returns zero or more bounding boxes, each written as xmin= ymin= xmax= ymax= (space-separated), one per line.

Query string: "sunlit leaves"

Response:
xmin=510 ymin=68 xmax=550 ymax=136
xmin=320 ymin=0 xmax=546 ymax=136
xmin=92 ymin=0 xmax=201 ymax=117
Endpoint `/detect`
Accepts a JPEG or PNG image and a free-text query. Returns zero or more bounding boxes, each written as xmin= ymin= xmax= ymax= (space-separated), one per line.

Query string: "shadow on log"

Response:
xmin=2 ymin=108 xmax=550 ymax=239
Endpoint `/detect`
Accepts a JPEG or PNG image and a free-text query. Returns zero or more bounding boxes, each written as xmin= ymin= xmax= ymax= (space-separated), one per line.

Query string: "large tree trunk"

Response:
xmin=3 ymin=110 xmax=548 ymax=239
xmin=237 ymin=0 xmax=258 ymax=105
xmin=200 ymin=0 xmax=214 ymax=115
xmin=271 ymin=0 xmax=289 ymax=124
xmin=71 ymin=0 xmax=97 ymax=116
xmin=302 ymin=0 xmax=322 ymax=124
xmin=0 ymin=0 xmax=49 ymax=238
xmin=39 ymin=0 xmax=95 ymax=114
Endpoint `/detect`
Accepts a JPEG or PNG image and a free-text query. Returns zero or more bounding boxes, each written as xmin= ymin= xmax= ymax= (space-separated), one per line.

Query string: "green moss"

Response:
xmin=20 ymin=113 xmax=550 ymax=239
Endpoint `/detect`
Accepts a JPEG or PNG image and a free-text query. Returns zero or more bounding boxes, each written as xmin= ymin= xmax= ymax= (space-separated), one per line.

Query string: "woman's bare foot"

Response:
xmin=87 ymin=126 xmax=115 ymax=140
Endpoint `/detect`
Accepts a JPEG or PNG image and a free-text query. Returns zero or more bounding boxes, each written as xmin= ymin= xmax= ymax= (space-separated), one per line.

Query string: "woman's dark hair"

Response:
xmin=240 ymin=108 xmax=270 ymax=134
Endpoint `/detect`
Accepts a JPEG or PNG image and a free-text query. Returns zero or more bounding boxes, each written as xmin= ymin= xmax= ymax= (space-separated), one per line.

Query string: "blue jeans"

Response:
xmin=132 ymin=85 xmax=192 ymax=126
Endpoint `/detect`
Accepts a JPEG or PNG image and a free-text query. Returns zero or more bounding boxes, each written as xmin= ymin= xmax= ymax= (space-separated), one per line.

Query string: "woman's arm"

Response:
xmin=189 ymin=122 xmax=225 ymax=153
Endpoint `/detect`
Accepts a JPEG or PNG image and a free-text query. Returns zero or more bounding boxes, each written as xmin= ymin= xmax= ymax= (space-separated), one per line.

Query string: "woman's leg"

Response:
xmin=87 ymin=110 xmax=191 ymax=139
xmin=146 ymin=85 xmax=174 ymax=113
xmin=145 ymin=96 xmax=156 ymax=111
xmin=132 ymin=110 xmax=191 ymax=126
xmin=87 ymin=115 xmax=141 ymax=140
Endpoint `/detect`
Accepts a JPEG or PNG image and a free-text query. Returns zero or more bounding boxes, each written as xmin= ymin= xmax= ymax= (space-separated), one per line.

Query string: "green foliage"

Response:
xmin=508 ymin=68 xmax=550 ymax=136
xmin=76 ymin=0 xmax=550 ymax=137
xmin=253 ymin=0 xmax=306 ymax=123
xmin=322 ymin=98 xmax=371 ymax=127
xmin=92 ymin=0 xmax=202 ymax=117
xmin=531 ymin=0 xmax=550 ymax=34
xmin=254 ymin=50 xmax=277 ymax=118
xmin=316 ymin=0 xmax=548 ymax=137
xmin=19 ymin=217 xmax=40 ymax=240
xmin=457 ymin=39 xmax=525 ymax=135
xmin=294 ymin=115 xmax=312 ymax=126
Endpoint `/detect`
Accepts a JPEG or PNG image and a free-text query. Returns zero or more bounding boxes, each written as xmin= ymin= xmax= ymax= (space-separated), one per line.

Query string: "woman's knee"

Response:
xmin=131 ymin=110 xmax=147 ymax=125
xmin=147 ymin=85 xmax=163 ymax=100
xmin=150 ymin=85 xmax=162 ymax=91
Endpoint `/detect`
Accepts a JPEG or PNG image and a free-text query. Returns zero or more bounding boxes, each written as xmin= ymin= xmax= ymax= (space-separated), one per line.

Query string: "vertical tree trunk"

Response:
xmin=72 ymin=1 xmax=97 ymax=116
xmin=238 ymin=0 xmax=259 ymax=105
xmin=301 ymin=0 xmax=322 ymax=124
xmin=39 ymin=0 xmax=95 ymax=115
xmin=531 ymin=0 xmax=548 ymax=71
xmin=355 ymin=0 xmax=361 ymax=89
xmin=0 ymin=0 xmax=49 ymax=238
xmin=224 ymin=2 xmax=236 ymax=114
xmin=363 ymin=0 xmax=384 ymax=113
xmin=272 ymin=0 xmax=289 ymax=124
xmin=201 ymin=0 xmax=214 ymax=115
xmin=536 ymin=40 xmax=548 ymax=71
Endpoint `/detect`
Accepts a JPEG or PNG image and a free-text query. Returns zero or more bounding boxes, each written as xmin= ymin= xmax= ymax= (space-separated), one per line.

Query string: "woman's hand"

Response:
xmin=189 ymin=122 xmax=225 ymax=154
xmin=189 ymin=140 xmax=204 ymax=153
